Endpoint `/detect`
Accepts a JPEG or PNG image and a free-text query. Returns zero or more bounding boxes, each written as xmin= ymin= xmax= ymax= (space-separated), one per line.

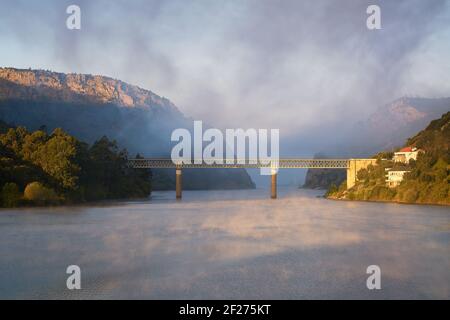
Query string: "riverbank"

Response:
xmin=326 ymin=193 xmax=450 ymax=207
xmin=0 ymin=195 xmax=153 ymax=210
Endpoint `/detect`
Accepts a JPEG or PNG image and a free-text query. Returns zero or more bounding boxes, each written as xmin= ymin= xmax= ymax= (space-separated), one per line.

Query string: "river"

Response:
xmin=0 ymin=188 xmax=449 ymax=299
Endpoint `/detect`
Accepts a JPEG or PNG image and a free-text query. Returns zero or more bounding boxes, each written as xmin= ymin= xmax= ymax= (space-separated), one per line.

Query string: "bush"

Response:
xmin=401 ymin=188 xmax=419 ymax=203
xmin=1 ymin=183 xmax=21 ymax=207
xmin=23 ymin=182 xmax=59 ymax=204
xmin=363 ymin=188 xmax=372 ymax=200
xmin=338 ymin=181 xmax=347 ymax=192
xmin=326 ymin=183 xmax=338 ymax=196
xmin=378 ymin=186 xmax=396 ymax=200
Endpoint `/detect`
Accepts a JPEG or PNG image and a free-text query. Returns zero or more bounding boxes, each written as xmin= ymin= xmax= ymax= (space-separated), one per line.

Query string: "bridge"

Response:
xmin=128 ymin=158 xmax=377 ymax=199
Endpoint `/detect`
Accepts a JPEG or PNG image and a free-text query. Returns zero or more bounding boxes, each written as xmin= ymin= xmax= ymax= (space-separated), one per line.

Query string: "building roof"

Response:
xmin=398 ymin=147 xmax=413 ymax=152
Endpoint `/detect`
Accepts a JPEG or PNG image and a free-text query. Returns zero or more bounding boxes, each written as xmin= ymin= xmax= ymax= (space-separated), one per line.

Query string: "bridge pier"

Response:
xmin=346 ymin=159 xmax=377 ymax=189
xmin=176 ymin=167 xmax=182 ymax=199
xmin=271 ymin=171 xmax=277 ymax=199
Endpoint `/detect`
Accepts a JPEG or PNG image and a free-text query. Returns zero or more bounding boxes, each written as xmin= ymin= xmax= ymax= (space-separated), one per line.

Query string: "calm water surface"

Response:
xmin=0 ymin=188 xmax=449 ymax=299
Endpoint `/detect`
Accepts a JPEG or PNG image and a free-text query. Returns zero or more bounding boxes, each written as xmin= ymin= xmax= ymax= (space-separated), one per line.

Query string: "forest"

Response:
xmin=0 ymin=120 xmax=151 ymax=207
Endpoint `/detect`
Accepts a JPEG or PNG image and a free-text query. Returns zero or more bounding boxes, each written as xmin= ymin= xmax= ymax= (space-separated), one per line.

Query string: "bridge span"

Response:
xmin=127 ymin=158 xmax=377 ymax=199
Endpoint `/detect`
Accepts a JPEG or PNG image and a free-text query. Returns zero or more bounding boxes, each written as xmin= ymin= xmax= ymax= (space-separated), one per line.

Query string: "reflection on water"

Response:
xmin=0 ymin=188 xmax=449 ymax=299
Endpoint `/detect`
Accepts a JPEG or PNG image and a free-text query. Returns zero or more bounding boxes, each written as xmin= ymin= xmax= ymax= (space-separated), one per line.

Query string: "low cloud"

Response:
xmin=0 ymin=0 xmax=449 ymax=155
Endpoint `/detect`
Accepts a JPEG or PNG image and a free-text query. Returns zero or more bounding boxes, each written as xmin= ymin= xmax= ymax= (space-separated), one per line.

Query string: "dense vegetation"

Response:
xmin=327 ymin=112 xmax=450 ymax=205
xmin=0 ymin=122 xmax=151 ymax=207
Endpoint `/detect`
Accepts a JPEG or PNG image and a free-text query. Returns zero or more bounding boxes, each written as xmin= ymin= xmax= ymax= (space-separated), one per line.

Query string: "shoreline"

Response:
xmin=326 ymin=195 xmax=450 ymax=207
xmin=2 ymin=189 xmax=448 ymax=209
xmin=0 ymin=187 xmax=257 ymax=209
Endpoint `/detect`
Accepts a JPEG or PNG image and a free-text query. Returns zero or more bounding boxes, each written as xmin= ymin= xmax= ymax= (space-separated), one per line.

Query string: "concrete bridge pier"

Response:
xmin=271 ymin=170 xmax=277 ymax=199
xmin=346 ymin=159 xmax=377 ymax=189
xmin=176 ymin=167 xmax=182 ymax=199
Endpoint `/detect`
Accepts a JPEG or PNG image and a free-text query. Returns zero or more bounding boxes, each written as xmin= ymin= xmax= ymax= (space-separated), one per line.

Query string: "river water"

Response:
xmin=0 ymin=188 xmax=449 ymax=299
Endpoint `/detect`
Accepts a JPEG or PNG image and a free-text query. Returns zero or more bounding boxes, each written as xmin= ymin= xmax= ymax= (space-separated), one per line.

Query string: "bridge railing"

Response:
xmin=127 ymin=158 xmax=350 ymax=169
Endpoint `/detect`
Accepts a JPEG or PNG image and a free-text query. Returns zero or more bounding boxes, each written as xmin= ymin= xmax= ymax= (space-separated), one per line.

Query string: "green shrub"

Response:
xmin=326 ymin=183 xmax=338 ymax=196
xmin=338 ymin=181 xmax=347 ymax=192
xmin=363 ymin=188 xmax=373 ymax=200
xmin=401 ymin=188 xmax=418 ymax=203
xmin=378 ymin=186 xmax=395 ymax=200
xmin=23 ymin=182 xmax=59 ymax=204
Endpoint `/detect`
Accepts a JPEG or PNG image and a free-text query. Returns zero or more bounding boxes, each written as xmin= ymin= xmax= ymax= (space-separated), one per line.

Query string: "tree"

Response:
xmin=0 ymin=127 xmax=28 ymax=155
xmin=33 ymin=128 xmax=81 ymax=190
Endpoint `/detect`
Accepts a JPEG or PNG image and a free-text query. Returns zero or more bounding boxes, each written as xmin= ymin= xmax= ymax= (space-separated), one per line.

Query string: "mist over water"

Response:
xmin=1 ymin=188 xmax=448 ymax=299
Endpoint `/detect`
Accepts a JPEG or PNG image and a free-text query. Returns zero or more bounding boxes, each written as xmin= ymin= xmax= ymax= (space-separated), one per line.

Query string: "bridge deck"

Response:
xmin=127 ymin=158 xmax=351 ymax=169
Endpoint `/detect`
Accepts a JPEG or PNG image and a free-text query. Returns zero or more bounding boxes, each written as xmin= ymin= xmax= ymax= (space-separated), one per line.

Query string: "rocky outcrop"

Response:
xmin=0 ymin=67 xmax=180 ymax=114
xmin=301 ymin=153 xmax=346 ymax=189
xmin=303 ymin=168 xmax=345 ymax=190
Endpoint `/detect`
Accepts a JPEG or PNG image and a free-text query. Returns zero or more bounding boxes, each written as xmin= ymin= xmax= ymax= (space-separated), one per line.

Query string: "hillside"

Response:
xmin=326 ymin=112 xmax=450 ymax=205
xmin=303 ymin=97 xmax=450 ymax=189
xmin=0 ymin=67 xmax=255 ymax=190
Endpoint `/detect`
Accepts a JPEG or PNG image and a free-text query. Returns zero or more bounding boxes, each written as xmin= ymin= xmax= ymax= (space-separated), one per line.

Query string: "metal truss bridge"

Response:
xmin=127 ymin=158 xmax=350 ymax=169
xmin=127 ymin=158 xmax=377 ymax=199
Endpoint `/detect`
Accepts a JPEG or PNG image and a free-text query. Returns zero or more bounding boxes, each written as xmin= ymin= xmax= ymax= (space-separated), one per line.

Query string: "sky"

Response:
xmin=1 ymin=0 xmax=450 ymax=146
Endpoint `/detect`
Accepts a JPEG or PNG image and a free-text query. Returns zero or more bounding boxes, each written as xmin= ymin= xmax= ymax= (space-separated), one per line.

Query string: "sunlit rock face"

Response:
xmin=0 ymin=68 xmax=181 ymax=113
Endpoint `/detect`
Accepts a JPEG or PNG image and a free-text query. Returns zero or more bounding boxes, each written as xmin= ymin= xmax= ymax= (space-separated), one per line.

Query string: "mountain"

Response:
xmin=354 ymin=97 xmax=450 ymax=153
xmin=303 ymin=97 xmax=450 ymax=189
xmin=0 ymin=67 xmax=185 ymax=153
xmin=0 ymin=68 xmax=182 ymax=112
xmin=0 ymin=67 xmax=255 ymax=190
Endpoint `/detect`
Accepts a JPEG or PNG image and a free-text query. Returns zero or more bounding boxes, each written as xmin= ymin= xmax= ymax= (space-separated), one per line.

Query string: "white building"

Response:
xmin=386 ymin=170 xmax=410 ymax=188
xmin=393 ymin=147 xmax=422 ymax=164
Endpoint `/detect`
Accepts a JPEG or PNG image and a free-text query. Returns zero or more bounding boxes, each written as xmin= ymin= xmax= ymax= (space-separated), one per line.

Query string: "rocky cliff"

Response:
xmin=0 ymin=68 xmax=181 ymax=113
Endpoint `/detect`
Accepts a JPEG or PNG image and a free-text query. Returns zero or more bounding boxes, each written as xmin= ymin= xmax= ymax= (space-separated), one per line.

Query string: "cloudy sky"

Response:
xmin=1 ymin=0 xmax=449 ymax=139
